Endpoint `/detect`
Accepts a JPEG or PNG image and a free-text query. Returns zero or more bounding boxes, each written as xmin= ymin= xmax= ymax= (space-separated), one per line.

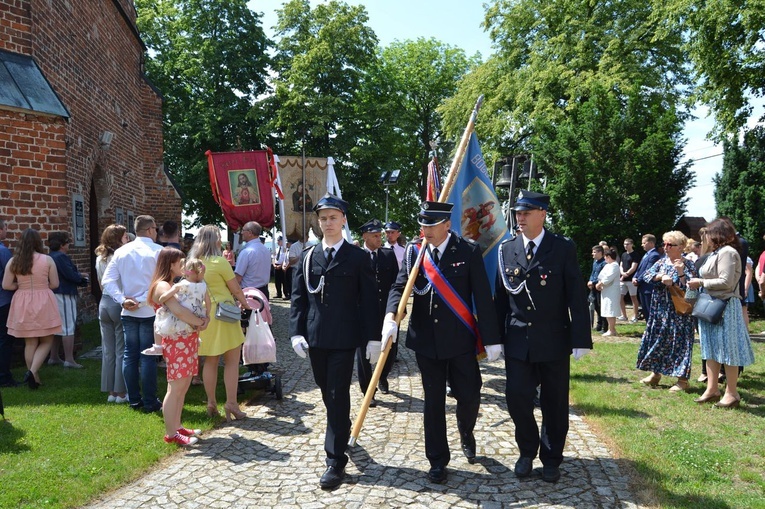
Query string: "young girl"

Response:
xmin=147 ymin=248 xmax=209 ymax=446
xmin=143 ymin=258 xmax=210 ymax=355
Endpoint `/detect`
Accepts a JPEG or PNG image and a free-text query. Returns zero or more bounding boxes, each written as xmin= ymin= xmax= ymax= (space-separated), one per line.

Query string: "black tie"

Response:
xmin=371 ymin=250 xmax=378 ymax=270
xmin=432 ymin=248 xmax=440 ymax=266
xmin=526 ymin=241 xmax=535 ymax=261
xmin=326 ymin=247 xmax=334 ymax=265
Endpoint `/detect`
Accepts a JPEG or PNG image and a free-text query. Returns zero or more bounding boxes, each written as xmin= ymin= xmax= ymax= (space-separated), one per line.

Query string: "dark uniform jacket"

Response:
xmin=290 ymin=240 xmax=379 ymax=349
xmin=386 ymin=233 xmax=499 ymax=360
xmin=369 ymin=247 xmax=398 ymax=326
xmin=494 ymin=230 xmax=592 ymax=363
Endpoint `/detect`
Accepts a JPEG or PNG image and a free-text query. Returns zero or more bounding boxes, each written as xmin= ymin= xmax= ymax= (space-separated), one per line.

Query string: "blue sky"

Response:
xmin=250 ymin=0 xmax=765 ymax=223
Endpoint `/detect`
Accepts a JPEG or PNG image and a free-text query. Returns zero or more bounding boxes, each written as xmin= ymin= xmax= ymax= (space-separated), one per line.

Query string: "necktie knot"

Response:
xmin=432 ymin=248 xmax=440 ymax=266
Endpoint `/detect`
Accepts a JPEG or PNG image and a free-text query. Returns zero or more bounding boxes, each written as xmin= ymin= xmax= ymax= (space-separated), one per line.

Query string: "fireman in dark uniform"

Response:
xmin=354 ymin=218 xmax=399 ymax=405
xmin=289 ymin=194 xmax=380 ymax=489
xmin=384 ymin=201 xmax=500 ymax=484
xmin=494 ymin=190 xmax=592 ymax=483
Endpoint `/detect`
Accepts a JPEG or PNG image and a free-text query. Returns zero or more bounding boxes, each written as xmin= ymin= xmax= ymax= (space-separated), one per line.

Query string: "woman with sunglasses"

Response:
xmin=636 ymin=231 xmax=697 ymax=392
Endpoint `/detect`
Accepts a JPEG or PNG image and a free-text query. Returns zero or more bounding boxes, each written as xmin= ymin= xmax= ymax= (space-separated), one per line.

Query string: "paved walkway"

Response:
xmin=86 ymin=298 xmax=644 ymax=509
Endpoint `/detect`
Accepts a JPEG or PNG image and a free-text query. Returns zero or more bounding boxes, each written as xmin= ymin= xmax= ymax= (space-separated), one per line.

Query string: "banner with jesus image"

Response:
xmin=206 ymin=150 xmax=275 ymax=230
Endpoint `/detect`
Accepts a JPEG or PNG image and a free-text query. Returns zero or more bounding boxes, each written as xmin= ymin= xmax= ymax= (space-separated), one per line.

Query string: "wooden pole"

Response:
xmin=348 ymin=95 xmax=484 ymax=446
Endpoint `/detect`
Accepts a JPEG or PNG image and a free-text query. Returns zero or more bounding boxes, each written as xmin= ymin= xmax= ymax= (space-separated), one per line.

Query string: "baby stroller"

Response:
xmin=238 ymin=287 xmax=282 ymax=400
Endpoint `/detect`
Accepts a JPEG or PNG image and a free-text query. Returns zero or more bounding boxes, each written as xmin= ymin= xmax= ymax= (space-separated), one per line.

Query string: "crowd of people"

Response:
xmin=0 ymin=193 xmax=761 ymax=490
xmin=584 ymin=222 xmax=758 ymax=406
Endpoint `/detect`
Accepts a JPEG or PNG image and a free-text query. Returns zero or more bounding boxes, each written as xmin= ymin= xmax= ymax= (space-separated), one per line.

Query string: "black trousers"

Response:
xmin=284 ymin=267 xmax=294 ymax=297
xmin=0 ymin=304 xmax=15 ymax=384
xmin=273 ymin=268 xmax=285 ymax=297
xmin=505 ymin=356 xmax=570 ymax=467
xmin=590 ymin=289 xmax=606 ymax=330
xmin=355 ymin=341 xmax=397 ymax=394
xmin=309 ymin=347 xmax=355 ymax=468
xmin=416 ymin=351 xmax=482 ymax=468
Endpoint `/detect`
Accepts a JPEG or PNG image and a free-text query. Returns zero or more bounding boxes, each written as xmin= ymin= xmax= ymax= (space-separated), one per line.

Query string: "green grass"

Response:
xmin=2 ymin=320 xmax=764 ymax=508
xmin=0 ymin=321 xmax=228 ymax=509
xmin=571 ymin=319 xmax=765 ymax=508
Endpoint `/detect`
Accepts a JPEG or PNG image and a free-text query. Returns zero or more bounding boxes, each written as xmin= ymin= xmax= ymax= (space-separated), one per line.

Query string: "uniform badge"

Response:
xmin=514 ymin=268 xmax=520 ymax=275
xmin=540 ymin=274 xmax=547 ymax=286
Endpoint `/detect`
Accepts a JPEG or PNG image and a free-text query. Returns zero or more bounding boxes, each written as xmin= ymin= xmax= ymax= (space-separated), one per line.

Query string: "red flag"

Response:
xmin=206 ymin=150 xmax=275 ymax=230
xmin=426 ymin=157 xmax=441 ymax=201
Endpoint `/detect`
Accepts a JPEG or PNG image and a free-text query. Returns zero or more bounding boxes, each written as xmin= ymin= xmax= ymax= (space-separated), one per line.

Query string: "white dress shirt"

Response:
xmin=101 ymin=236 xmax=162 ymax=318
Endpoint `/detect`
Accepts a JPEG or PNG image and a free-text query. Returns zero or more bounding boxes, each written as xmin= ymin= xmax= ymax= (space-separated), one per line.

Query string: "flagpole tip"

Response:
xmin=475 ymin=95 xmax=484 ymax=110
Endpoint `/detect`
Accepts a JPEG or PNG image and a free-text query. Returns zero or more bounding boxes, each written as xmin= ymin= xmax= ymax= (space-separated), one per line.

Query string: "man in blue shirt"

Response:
xmin=0 ymin=219 xmax=18 ymax=387
xmin=234 ymin=221 xmax=271 ymax=298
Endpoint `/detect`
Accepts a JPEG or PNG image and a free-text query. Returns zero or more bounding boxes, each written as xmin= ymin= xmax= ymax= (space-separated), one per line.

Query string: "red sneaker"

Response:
xmin=177 ymin=426 xmax=201 ymax=437
xmin=164 ymin=432 xmax=198 ymax=446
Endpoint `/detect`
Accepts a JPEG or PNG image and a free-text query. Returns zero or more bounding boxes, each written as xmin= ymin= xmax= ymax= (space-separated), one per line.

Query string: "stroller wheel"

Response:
xmin=274 ymin=375 xmax=283 ymax=400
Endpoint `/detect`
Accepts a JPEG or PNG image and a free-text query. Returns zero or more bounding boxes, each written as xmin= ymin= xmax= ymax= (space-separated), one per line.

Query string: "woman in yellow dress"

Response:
xmin=189 ymin=226 xmax=250 ymax=421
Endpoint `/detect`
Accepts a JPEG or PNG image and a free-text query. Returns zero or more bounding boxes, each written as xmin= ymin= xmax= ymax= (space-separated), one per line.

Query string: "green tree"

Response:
xmin=136 ymin=0 xmax=271 ymax=226
xmin=714 ymin=126 xmax=765 ymax=256
xmin=535 ymin=84 xmax=694 ymax=267
xmin=373 ymin=38 xmax=479 ymax=233
xmin=441 ymin=0 xmax=692 ymax=261
xmin=260 ymin=0 xmax=381 ymax=227
xmin=657 ymin=0 xmax=765 ymax=136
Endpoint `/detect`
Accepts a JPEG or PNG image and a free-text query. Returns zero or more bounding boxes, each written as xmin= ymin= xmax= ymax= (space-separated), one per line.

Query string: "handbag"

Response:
xmin=691 ymin=292 xmax=728 ymax=324
xmin=211 ymin=294 xmax=241 ymax=323
xmin=668 ymin=285 xmax=693 ymax=315
xmin=242 ymin=309 xmax=277 ymax=364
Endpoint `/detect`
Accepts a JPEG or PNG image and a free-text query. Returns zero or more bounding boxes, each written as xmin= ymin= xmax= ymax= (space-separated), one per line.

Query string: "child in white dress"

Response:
xmin=142 ymin=259 xmax=211 ymax=355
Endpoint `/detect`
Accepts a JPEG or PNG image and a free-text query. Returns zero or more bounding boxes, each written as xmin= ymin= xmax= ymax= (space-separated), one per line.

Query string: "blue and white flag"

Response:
xmin=447 ymin=132 xmax=511 ymax=293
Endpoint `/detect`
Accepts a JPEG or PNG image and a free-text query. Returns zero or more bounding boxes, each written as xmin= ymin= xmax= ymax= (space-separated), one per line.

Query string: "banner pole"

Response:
xmin=349 ymin=95 xmax=484 ymax=446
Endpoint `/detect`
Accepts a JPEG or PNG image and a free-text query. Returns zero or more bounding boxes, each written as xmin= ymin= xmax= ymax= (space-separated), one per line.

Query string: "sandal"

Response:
xmin=668 ymin=378 xmax=689 ymax=392
xmin=640 ymin=373 xmax=661 ymax=386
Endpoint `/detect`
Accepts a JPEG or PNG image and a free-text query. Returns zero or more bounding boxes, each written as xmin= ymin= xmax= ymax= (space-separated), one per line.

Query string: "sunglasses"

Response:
xmin=663 ymin=243 xmax=678 ymax=248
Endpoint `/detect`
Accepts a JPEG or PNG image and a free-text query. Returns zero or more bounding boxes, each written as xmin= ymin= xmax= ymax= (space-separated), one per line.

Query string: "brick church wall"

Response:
xmin=0 ymin=0 xmax=181 ymax=322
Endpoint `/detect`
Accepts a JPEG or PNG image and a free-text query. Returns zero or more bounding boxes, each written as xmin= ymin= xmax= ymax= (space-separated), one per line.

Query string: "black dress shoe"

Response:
xmin=427 ymin=465 xmax=447 ymax=483
xmin=541 ymin=465 xmax=561 ymax=483
xmin=143 ymin=400 xmax=163 ymax=414
xmin=130 ymin=401 xmax=145 ymax=411
xmin=460 ymin=433 xmax=476 ymax=464
xmin=514 ymin=457 xmax=533 ymax=478
xmin=0 ymin=379 xmax=20 ymax=388
xmin=369 ymin=397 xmax=377 ymax=408
xmin=379 ymin=379 xmax=389 ymax=394
xmin=319 ymin=465 xmax=345 ymax=489
xmin=24 ymin=370 xmax=40 ymax=390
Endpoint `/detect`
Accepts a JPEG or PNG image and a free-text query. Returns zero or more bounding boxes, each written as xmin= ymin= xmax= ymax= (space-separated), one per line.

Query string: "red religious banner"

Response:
xmin=206 ymin=150 xmax=275 ymax=230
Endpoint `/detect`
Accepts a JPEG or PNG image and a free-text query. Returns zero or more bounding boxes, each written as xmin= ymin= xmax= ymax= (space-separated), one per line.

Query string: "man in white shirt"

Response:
xmin=272 ymin=234 xmax=287 ymax=299
xmin=286 ymin=235 xmax=306 ymax=299
xmin=384 ymin=221 xmax=405 ymax=269
xmin=102 ymin=215 xmax=163 ymax=412
xmin=235 ymin=221 xmax=271 ymax=298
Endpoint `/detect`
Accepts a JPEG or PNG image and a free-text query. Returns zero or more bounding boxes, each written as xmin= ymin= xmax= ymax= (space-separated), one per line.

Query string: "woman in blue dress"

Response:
xmin=636 ymin=231 xmax=697 ymax=392
xmin=687 ymin=219 xmax=754 ymax=408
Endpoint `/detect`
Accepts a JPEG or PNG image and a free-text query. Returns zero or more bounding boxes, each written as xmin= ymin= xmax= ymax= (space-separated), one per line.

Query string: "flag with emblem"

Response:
xmin=446 ymin=132 xmax=512 ymax=294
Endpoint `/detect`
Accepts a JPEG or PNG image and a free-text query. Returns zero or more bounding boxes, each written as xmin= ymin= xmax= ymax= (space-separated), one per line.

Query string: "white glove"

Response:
xmin=291 ymin=335 xmax=309 ymax=358
xmin=366 ymin=340 xmax=382 ymax=364
xmin=381 ymin=317 xmax=398 ymax=350
xmin=485 ymin=344 xmax=503 ymax=362
xmin=573 ymin=348 xmax=591 ymax=360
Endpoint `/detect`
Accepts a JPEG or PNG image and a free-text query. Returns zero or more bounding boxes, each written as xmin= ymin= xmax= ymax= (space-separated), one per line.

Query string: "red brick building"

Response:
xmin=0 ymin=0 xmax=181 ymax=320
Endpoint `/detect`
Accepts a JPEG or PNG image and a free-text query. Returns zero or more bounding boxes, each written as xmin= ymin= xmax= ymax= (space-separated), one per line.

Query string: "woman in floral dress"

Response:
xmin=636 ymin=231 xmax=697 ymax=392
